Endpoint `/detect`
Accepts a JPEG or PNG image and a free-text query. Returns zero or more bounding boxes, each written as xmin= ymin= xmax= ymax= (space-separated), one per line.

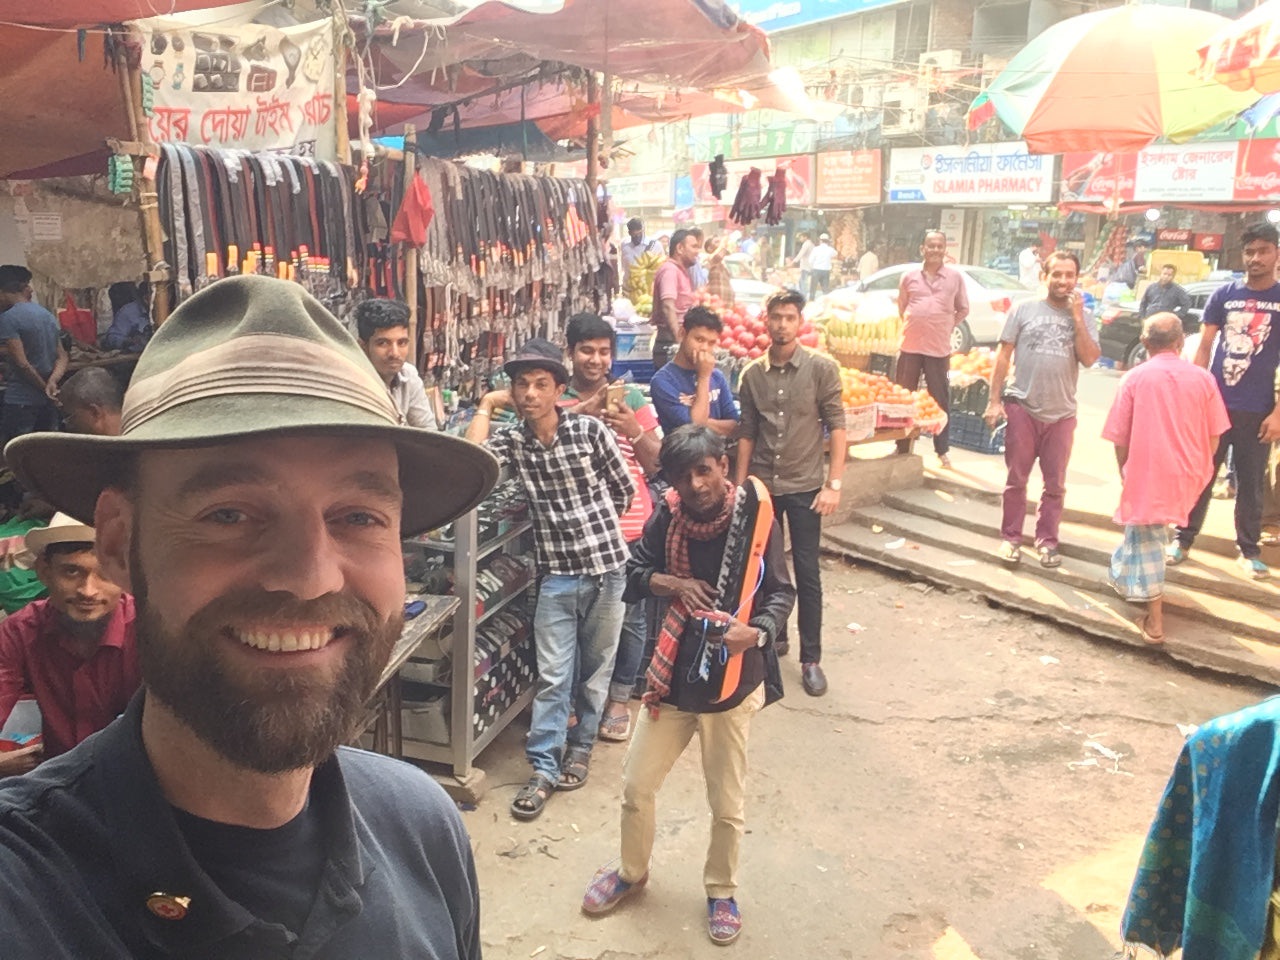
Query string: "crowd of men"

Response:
xmin=0 ymin=216 xmax=1276 ymax=955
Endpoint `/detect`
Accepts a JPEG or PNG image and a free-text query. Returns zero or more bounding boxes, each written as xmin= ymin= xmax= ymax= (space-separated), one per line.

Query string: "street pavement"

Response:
xmin=457 ymin=558 xmax=1267 ymax=960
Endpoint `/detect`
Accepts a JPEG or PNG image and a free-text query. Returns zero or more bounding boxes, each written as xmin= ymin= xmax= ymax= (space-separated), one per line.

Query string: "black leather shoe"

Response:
xmin=774 ymin=640 xmax=789 ymax=658
xmin=801 ymin=663 xmax=827 ymax=697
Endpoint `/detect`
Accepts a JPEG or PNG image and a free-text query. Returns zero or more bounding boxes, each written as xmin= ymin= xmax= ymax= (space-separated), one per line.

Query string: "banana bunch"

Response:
xmin=624 ymin=250 xmax=666 ymax=312
xmin=824 ymin=315 xmax=902 ymax=356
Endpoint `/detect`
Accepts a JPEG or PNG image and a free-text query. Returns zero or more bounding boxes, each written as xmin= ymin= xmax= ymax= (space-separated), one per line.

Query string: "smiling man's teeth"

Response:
xmin=237 ymin=629 xmax=331 ymax=652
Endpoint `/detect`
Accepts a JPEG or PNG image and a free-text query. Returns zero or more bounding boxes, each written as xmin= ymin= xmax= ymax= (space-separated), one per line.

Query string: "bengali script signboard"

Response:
xmin=815 ymin=150 xmax=881 ymax=205
xmin=887 ymin=142 xmax=1052 ymax=203
xmin=131 ymin=17 xmax=337 ymax=160
xmin=1062 ymin=140 xmax=1280 ymax=204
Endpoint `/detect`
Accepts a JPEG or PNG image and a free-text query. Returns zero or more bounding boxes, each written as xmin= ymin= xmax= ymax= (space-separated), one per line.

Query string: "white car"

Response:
xmin=723 ymin=254 xmax=782 ymax=310
xmin=848 ymin=263 xmax=1036 ymax=353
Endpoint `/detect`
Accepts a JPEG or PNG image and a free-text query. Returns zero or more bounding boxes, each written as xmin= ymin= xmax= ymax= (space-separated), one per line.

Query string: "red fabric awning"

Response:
xmin=361 ymin=0 xmax=771 ymax=92
xmin=0 ymin=28 xmax=128 ymax=179
xmin=0 ymin=1 xmax=247 ymax=28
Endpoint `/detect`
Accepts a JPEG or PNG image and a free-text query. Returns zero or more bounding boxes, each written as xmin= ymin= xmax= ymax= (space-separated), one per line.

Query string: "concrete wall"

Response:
xmin=823 ymin=452 xmax=925 ymax=528
xmin=0 ymin=180 xmax=146 ymax=298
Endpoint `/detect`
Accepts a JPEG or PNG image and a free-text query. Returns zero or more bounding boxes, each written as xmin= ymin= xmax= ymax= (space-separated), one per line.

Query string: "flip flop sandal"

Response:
xmin=510 ymin=773 xmax=554 ymax=821
xmin=1137 ymin=615 xmax=1165 ymax=646
xmin=558 ymin=747 xmax=591 ymax=791
xmin=597 ymin=711 xmax=632 ymax=742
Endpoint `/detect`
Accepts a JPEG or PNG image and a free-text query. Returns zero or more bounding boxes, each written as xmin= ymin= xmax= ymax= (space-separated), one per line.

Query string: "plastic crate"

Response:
xmin=612 ymin=359 xmax=656 ymax=385
xmin=947 ymin=409 xmax=1006 ymax=454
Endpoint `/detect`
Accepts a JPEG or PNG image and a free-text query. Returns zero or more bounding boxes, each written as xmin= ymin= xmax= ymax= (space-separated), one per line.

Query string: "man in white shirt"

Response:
xmin=1018 ymin=241 xmax=1042 ymax=287
xmin=620 ymin=218 xmax=660 ymax=287
xmin=808 ymin=234 xmax=836 ymax=299
xmin=791 ymin=233 xmax=814 ymax=298
xmin=355 ymin=299 xmax=437 ymax=429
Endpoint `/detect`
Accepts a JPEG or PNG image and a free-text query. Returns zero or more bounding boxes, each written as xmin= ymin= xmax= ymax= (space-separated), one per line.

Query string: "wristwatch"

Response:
xmin=755 ymin=628 xmax=769 ymax=649
xmin=826 ymin=478 xmax=842 ymax=491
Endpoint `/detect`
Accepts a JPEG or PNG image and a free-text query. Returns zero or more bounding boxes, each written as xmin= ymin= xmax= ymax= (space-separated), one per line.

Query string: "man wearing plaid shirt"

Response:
xmin=468 ymin=339 xmax=636 ymax=821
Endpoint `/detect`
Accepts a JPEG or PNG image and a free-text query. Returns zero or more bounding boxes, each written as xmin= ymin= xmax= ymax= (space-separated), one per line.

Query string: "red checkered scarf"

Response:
xmin=642 ymin=481 xmax=737 ymax=714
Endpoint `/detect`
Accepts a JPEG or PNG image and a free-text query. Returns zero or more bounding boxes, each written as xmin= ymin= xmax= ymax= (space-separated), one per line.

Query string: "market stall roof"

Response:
xmin=0 ymin=27 xmax=128 ymax=179
xmin=354 ymin=0 xmax=772 ymax=91
xmin=0 ymin=1 xmax=248 ymax=28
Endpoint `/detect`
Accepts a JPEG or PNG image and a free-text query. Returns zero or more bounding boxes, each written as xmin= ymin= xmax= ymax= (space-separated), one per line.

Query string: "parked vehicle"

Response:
xmin=848 ymin=263 xmax=1036 ymax=353
xmin=722 ymin=254 xmax=782 ymax=310
xmin=1097 ymin=280 xmax=1226 ymax=368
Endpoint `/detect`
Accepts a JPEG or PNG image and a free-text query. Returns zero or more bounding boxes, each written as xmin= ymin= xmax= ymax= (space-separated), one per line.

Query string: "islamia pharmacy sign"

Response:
xmin=887 ymin=142 xmax=1053 ymax=204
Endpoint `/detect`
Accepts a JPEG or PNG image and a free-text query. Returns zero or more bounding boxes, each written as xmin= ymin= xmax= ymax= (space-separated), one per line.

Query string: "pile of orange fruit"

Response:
xmin=841 ymin=368 xmax=913 ymax=408
xmin=912 ymin=389 xmax=946 ymax=421
xmin=949 ymin=347 xmax=997 ymax=380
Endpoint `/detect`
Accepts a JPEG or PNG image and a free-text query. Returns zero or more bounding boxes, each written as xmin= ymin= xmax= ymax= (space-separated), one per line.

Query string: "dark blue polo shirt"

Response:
xmin=0 ymin=692 xmax=481 ymax=959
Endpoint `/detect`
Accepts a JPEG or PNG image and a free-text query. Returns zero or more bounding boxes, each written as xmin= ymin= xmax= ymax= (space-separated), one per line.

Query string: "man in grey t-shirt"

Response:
xmin=984 ymin=251 xmax=1101 ymax=567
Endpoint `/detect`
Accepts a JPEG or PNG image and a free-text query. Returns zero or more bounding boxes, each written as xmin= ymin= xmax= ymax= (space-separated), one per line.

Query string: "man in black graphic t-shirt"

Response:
xmin=1170 ymin=222 xmax=1280 ymax=580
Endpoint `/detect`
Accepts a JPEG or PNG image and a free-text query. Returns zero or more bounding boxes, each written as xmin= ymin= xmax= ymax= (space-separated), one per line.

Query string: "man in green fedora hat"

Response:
xmin=0 ymin=275 xmax=498 ymax=958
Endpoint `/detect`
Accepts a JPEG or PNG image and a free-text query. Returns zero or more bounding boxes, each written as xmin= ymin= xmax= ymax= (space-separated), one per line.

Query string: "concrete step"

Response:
xmin=882 ymin=486 xmax=1280 ymax=612
xmin=821 ymin=522 xmax=1280 ymax=688
xmin=920 ymin=474 xmax=1267 ymax=563
xmin=845 ymin=500 xmax=1280 ymax=645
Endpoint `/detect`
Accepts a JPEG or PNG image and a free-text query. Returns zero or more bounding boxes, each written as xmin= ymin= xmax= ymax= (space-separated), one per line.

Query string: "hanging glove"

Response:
xmin=709 ymin=154 xmax=728 ymax=200
xmin=762 ymin=166 xmax=788 ymax=226
xmin=729 ymin=167 xmax=763 ymax=226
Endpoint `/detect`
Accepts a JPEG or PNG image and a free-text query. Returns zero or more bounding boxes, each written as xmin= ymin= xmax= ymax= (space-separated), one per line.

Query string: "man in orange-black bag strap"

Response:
xmin=579 ymin=425 xmax=794 ymax=947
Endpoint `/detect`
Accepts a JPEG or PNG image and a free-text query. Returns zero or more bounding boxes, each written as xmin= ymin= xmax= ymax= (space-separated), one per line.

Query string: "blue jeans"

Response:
xmin=527 ymin=568 xmax=626 ymax=783
xmin=609 ymin=599 xmax=649 ymax=704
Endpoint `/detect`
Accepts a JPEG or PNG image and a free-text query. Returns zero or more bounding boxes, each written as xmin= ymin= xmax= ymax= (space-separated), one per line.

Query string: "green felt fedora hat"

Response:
xmin=5 ymin=275 xmax=499 ymax=537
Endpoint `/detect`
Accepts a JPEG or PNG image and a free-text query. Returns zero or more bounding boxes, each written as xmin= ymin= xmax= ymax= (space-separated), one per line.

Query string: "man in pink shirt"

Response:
xmin=0 ymin=513 xmax=138 ymax=776
xmin=651 ymin=229 xmax=701 ymax=369
xmin=896 ymin=230 xmax=969 ymax=467
xmin=1102 ymin=313 xmax=1230 ymax=642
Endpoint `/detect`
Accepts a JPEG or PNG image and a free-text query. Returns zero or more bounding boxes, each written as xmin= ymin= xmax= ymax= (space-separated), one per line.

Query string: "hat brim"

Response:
xmin=6 ymin=400 xmax=499 ymax=538
xmin=25 ymin=522 xmax=96 ymax=556
xmin=504 ymin=358 xmax=568 ymax=385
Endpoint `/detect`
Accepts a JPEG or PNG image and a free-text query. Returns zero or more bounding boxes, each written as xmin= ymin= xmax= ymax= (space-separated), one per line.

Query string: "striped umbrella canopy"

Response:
xmin=967 ymin=4 xmax=1259 ymax=154
xmin=1198 ymin=0 xmax=1280 ymax=95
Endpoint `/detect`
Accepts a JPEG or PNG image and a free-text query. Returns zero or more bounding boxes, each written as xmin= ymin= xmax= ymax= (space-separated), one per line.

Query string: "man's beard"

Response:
xmin=131 ymin=542 xmax=401 ymax=774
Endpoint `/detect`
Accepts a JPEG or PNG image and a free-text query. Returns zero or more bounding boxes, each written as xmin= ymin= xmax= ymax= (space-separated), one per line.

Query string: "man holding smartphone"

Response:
xmin=984 ymin=251 xmax=1100 ymax=568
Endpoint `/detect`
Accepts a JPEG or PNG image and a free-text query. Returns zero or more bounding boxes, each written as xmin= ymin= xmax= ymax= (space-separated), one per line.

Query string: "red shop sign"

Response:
xmin=1193 ymin=233 xmax=1223 ymax=251
xmin=1233 ymin=139 xmax=1280 ymax=202
xmin=1156 ymin=228 xmax=1192 ymax=244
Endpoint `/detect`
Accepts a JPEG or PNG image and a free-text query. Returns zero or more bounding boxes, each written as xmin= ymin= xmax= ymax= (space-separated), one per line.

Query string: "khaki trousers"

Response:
xmin=619 ymin=685 xmax=765 ymax=899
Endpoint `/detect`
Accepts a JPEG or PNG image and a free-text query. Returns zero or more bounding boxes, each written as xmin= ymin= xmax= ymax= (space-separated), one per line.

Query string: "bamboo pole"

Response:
xmin=334 ymin=26 xmax=351 ymax=165
xmin=585 ymin=74 xmax=599 ymax=192
xmin=402 ymin=124 xmax=419 ymax=365
xmin=117 ymin=41 xmax=171 ymax=325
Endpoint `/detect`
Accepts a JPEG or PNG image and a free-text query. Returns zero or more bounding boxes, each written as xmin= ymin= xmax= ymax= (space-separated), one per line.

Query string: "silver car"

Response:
xmin=849 ymin=263 xmax=1037 ymax=353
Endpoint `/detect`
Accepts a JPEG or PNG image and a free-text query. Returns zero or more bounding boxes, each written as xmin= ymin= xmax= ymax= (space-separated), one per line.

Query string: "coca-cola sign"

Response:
xmin=1193 ymin=233 xmax=1224 ymax=251
xmin=1234 ymin=140 xmax=1280 ymax=202
xmin=1156 ymin=229 xmax=1193 ymax=243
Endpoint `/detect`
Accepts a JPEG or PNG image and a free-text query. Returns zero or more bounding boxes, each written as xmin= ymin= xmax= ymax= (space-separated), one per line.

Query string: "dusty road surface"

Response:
xmin=456 ymin=556 xmax=1267 ymax=960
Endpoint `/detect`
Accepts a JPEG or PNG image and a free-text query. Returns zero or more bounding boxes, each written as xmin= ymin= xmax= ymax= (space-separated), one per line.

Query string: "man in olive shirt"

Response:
xmin=735 ymin=290 xmax=846 ymax=696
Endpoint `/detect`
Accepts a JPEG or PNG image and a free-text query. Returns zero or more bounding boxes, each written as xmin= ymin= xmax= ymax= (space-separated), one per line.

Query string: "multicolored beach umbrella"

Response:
xmin=967 ymin=3 xmax=1258 ymax=154
xmin=1198 ymin=0 xmax=1280 ymax=96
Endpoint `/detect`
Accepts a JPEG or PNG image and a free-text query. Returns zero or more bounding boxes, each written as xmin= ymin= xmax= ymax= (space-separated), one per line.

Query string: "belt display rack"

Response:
xmin=366 ymin=153 xmax=608 ymax=400
xmin=155 ymin=143 xmax=366 ymax=309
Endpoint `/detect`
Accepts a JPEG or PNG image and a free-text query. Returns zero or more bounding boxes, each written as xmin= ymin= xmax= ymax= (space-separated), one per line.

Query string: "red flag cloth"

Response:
xmin=390 ymin=172 xmax=435 ymax=246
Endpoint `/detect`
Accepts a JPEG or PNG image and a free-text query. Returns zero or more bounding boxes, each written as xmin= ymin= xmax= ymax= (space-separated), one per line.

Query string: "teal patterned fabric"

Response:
xmin=1122 ymin=697 xmax=1280 ymax=959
